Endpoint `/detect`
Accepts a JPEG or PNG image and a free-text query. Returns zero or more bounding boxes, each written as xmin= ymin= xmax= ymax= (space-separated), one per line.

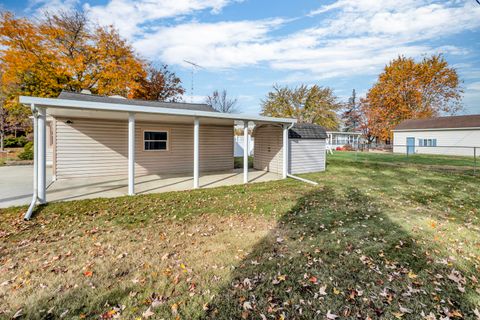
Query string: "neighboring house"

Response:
xmin=253 ymin=123 xmax=327 ymax=174
xmin=392 ymin=114 xmax=480 ymax=156
xmin=326 ymin=131 xmax=362 ymax=149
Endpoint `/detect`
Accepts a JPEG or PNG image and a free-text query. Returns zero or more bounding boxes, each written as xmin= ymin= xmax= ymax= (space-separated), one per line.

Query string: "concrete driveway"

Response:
xmin=0 ymin=166 xmax=280 ymax=208
xmin=0 ymin=165 xmax=53 ymax=208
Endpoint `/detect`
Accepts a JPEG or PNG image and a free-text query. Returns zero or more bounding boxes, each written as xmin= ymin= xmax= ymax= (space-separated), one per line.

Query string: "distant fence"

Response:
xmin=330 ymin=144 xmax=478 ymax=176
xmin=234 ymin=136 xmax=254 ymax=157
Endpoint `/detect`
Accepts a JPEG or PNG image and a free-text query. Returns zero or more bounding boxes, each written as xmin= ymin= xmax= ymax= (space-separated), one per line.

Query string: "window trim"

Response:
xmin=143 ymin=129 xmax=170 ymax=152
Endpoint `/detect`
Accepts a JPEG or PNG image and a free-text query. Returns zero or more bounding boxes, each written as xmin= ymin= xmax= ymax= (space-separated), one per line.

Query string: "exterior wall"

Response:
xmin=288 ymin=139 xmax=326 ymax=174
xmin=54 ymin=117 xmax=233 ymax=179
xmin=393 ymin=129 xmax=480 ymax=157
xmin=253 ymin=125 xmax=283 ymax=174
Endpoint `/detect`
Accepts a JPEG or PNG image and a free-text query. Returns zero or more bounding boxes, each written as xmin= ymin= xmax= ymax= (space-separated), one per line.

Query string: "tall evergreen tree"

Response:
xmin=341 ymin=89 xmax=361 ymax=132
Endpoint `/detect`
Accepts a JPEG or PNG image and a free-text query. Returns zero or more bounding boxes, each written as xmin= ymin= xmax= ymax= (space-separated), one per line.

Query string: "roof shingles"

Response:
xmin=289 ymin=123 xmax=327 ymax=139
xmin=394 ymin=114 xmax=480 ymax=130
xmin=58 ymin=91 xmax=216 ymax=113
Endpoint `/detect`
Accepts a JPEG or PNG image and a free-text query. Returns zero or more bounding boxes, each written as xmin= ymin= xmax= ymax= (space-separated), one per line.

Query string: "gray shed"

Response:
xmin=253 ymin=123 xmax=327 ymax=175
xmin=288 ymin=123 xmax=327 ymax=174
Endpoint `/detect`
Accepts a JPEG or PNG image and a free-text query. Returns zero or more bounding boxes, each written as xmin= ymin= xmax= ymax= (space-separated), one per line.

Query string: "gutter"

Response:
xmin=287 ymin=173 xmax=318 ymax=186
xmin=24 ymin=104 xmax=38 ymax=220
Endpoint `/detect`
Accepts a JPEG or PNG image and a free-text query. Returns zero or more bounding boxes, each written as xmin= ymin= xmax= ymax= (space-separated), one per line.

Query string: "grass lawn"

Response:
xmin=330 ymin=151 xmax=478 ymax=173
xmin=233 ymin=156 xmax=254 ymax=169
xmin=1 ymin=160 xmax=479 ymax=319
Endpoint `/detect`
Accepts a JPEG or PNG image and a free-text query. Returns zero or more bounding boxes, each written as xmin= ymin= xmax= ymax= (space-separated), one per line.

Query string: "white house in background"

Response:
xmin=326 ymin=131 xmax=362 ymax=149
xmin=392 ymin=114 xmax=480 ymax=157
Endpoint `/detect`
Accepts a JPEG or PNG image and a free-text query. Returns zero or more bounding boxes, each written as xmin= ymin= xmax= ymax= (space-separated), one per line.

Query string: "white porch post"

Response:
xmin=282 ymin=124 xmax=288 ymax=179
xmin=193 ymin=117 xmax=200 ymax=188
xmin=128 ymin=112 xmax=135 ymax=195
xmin=37 ymin=107 xmax=47 ymax=203
xmin=243 ymin=120 xmax=249 ymax=183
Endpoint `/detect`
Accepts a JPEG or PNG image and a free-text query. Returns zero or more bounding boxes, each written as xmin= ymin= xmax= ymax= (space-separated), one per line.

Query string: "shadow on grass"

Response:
xmin=202 ymin=185 xmax=478 ymax=319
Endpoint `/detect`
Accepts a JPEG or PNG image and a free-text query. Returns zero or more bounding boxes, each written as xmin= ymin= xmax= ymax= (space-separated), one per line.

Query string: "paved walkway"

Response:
xmin=0 ymin=165 xmax=53 ymax=208
xmin=0 ymin=167 xmax=280 ymax=208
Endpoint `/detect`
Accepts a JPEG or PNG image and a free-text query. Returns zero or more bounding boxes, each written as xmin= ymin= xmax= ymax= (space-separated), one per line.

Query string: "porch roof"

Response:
xmin=19 ymin=95 xmax=297 ymax=125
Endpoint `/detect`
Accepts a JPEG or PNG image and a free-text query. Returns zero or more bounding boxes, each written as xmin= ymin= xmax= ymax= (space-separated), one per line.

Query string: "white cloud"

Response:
xmin=467 ymin=82 xmax=480 ymax=92
xmin=124 ymin=0 xmax=480 ymax=83
xmin=27 ymin=0 xmax=79 ymax=14
xmin=29 ymin=0 xmax=480 ymax=85
xmin=84 ymin=0 xmax=237 ymax=39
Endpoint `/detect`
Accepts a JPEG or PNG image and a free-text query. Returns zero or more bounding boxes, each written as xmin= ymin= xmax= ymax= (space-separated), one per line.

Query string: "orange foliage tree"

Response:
xmin=360 ymin=55 xmax=462 ymax=141
xmin=0 ymin=11 xmax=146 ymax=98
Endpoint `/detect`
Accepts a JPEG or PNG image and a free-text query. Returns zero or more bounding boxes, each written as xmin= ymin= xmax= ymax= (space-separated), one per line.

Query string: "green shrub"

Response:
xmin=18 ymin=142 xmax=34 ymax=160
xmin=4 ymin=136 xmax=28 ymax=148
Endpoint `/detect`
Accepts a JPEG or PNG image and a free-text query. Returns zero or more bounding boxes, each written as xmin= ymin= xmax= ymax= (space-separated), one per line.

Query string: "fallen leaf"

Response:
xmin=326 ymin=310 xmax=338 ymax=319
xmin=142 ymin=307 xmax=154 ymax=318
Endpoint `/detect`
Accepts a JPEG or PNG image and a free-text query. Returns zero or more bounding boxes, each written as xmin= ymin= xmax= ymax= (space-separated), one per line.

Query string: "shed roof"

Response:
xmin=58 ymin=91 xmax=216 ymax=112
xmin=394 ymin=114 xmax=480 ymax=130
xmin=289 ymin=123 xmax=327 ymax=139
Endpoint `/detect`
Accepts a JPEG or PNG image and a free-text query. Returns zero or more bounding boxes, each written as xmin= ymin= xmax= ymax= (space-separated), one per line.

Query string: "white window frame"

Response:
xmin=143 ymin=129 xmax=169 ymax=152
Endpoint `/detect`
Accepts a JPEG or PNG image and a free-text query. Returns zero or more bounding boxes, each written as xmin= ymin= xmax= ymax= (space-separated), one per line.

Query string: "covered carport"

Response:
xmin=18 ymin=94 xmax=296 ymax=218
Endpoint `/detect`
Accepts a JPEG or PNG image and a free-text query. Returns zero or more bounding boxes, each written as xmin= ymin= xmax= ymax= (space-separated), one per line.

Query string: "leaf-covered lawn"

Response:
xmin=0 ymin=159 xmax=479 ymax=319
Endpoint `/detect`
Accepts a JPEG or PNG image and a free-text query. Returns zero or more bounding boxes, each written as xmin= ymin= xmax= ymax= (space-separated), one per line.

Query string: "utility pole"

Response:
xmin=184 ymin=60 xmax=203 ymax=103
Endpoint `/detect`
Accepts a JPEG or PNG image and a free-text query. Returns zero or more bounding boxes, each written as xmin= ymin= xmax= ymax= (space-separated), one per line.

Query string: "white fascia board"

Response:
xmin=392 ymin=127 xmax=480 ymax=132
xmin=20 ymin=96 xmax=297 ymax=124
xmin=326 ymin=131 xmax=362 ymax=135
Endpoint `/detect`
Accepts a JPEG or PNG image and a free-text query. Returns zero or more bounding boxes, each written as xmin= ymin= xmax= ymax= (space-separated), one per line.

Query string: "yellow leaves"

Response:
xmin=171 ymin=303 xmax=179 ymax=315
xmin=272 ymin=274 xmax=286 ymax=285
xmin=407 ymin=271 xmax=417 ymax=279
xmin=333 ymin=287 xmax=341 ymax=295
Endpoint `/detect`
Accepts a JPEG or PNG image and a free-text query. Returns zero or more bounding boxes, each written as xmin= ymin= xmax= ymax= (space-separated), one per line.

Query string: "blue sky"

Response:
xmin=2 ymin=0 xmax=480 ymax=115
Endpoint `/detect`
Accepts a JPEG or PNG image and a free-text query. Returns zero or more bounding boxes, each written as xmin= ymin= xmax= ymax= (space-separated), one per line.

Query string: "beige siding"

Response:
xmin=253 ymin=124 xmax=283 ymax=174
xmin=288 ymin=139 xmax=326 ymax=174
xmin=55 ymin=117 xmax=233 ymax=179
xmin=393 ymin=129 xmax=480 ymax=156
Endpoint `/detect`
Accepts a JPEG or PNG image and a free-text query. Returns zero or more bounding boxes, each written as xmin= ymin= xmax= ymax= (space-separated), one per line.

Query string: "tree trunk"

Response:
xmin=0 ymin=131 xmax=4 ymax=151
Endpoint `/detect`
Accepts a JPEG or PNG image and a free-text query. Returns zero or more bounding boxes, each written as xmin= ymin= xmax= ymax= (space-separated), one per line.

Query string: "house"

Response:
xmin=326 ymin=131 xmax=362 ymax=149
xmin=392 ymin=114 xmax=480 ymax=156
xmin=253 ymin=123 xmax=327 ymax=174
xmin=20 ymin=91 xmax=320 ymax=219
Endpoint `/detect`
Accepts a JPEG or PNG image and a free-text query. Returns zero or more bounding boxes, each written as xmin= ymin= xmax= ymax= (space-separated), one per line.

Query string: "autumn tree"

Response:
xmin=341 ymin=89 xmax=361 ymax=132
xmin=0 ymin=10 xmax=185 ymax=140
xmin=0 ymin=11 xmax=147 ymax=97
xmin=205 ymin=89 xmax=238 ymax=113
xmin=361 ymin=55 xmax=462 ymax=140
xmin=132 ymin=65 xmax=184 ymax=102
xmin=261 ymin=84 xmax=341 ymax=130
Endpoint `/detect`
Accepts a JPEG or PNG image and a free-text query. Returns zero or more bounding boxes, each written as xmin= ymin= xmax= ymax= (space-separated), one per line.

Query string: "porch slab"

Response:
xmin=45 ymin=169 xmax=281 ymax=203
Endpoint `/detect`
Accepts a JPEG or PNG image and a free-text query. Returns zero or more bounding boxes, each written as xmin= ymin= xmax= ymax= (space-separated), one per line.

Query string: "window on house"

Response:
xmin=144 ymin=131 xmax=168 ymax=151
xmin=432 ymin=139 xmax=437 ymax=147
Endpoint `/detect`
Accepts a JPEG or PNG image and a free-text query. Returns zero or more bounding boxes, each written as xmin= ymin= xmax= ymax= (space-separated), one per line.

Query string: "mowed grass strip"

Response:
xmin=330 ymin=150 xmax=478 ymax=173
xmin=0 ymin=160 xmax=479 ymax=319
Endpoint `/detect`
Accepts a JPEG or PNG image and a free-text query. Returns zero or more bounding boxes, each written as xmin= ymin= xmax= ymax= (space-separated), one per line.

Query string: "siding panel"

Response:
xmin=393 ymin=130 xmax=480 ymax=156
xmin=288 ymin=139 xmax=326 ymax=174
xmin=55 ymin=117 xmax=233 ymax=178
